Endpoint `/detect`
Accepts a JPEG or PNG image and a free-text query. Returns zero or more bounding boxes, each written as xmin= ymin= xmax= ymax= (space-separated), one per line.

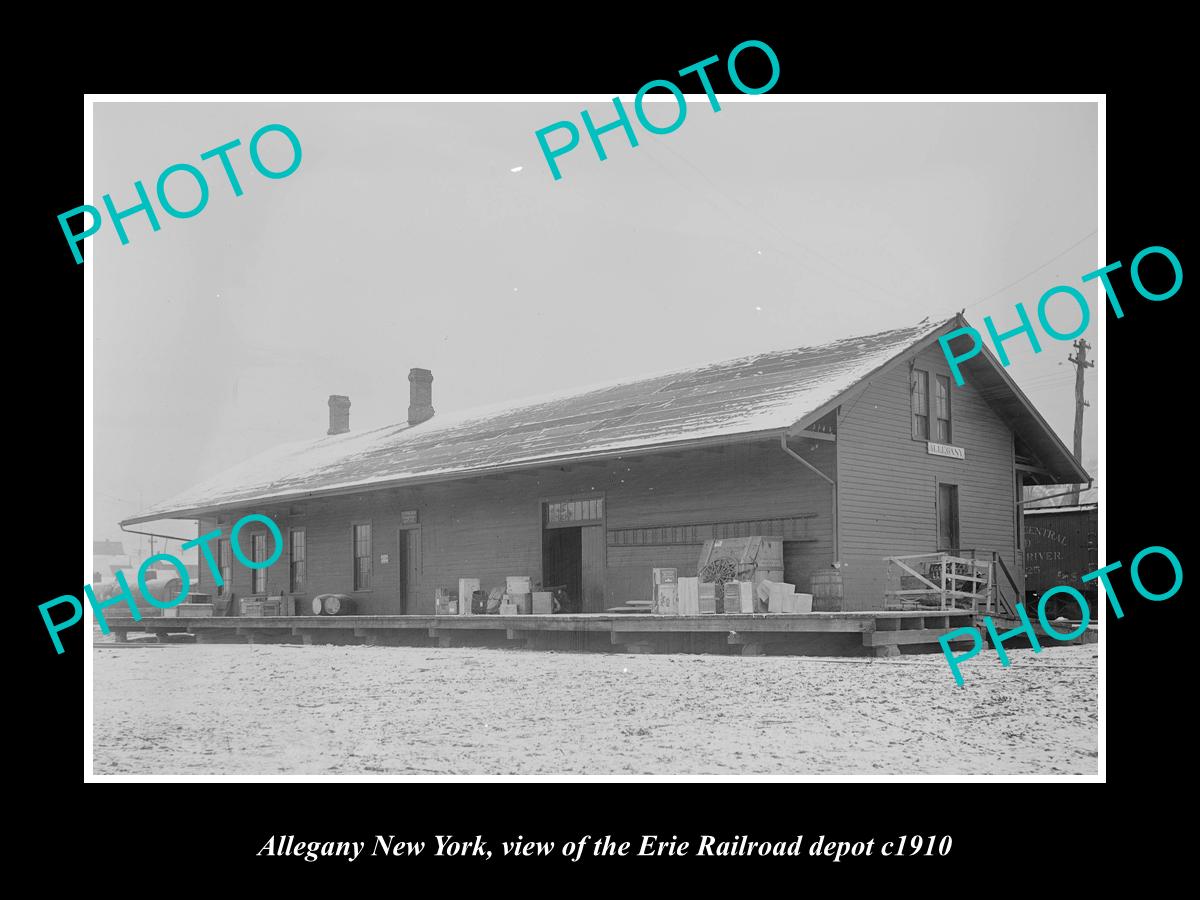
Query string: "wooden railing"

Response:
xmin=884 ymin=551 xmax=994 ymax=612
xmin=990 ymin=552 xmax=1020 ymax=617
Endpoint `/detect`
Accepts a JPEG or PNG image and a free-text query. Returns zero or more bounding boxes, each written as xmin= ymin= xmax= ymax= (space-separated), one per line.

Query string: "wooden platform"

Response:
xmin=97 ymin=610 xmax=991 ymax=657
xmin=982 ymin=615 xmax=1099 ymax=647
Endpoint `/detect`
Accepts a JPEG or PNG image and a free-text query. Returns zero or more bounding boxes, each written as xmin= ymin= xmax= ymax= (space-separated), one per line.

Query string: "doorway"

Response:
xmin=397 ymin=529 xmax=419 ymax=614
xmin=937 ymin=483 xmax=961 ymax=552
xmin=542 ymin=527 xmax=582 ymax=613
xmin=541 ymin=496 xmax=606 ymax=612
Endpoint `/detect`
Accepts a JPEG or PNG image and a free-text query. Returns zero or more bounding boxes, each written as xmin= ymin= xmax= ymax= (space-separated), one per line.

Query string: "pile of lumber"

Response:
xmin=605 ymin=600 xmax=654 ymax=614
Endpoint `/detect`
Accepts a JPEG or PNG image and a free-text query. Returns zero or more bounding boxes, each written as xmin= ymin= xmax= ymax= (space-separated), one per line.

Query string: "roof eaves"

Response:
xmin=118 ymin=426 xmax=791 ymax=526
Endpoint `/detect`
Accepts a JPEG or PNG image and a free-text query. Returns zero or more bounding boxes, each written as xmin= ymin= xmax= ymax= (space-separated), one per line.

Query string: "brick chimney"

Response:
xmin=408 ymin=368 xmax=434 ymax=426
xmin=327 ymin=395 xmax=351 ymax=435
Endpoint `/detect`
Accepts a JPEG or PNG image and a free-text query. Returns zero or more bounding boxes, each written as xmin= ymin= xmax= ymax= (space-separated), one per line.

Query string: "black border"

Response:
xmin=28 ymin=25 xmax=1189 ymax=885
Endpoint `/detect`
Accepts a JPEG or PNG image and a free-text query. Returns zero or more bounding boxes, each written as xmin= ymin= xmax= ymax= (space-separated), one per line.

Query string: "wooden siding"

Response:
xmin=197 ymin=438 xmax=835 ymax=613
xmin=836 ymin=345 xmax=1020 ymax=610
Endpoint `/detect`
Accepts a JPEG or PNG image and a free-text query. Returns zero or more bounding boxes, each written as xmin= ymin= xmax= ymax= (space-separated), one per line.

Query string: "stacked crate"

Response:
xmin=652 ymin=568 xmax=678 ymax=614
xmin=697 ymin=536 xmax=784 ymax=613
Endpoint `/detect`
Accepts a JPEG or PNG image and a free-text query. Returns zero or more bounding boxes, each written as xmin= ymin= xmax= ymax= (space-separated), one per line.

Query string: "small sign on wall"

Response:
xmin=380 ymin=554 xmax=389 ymax=564
xmin=927 ymin=441 xmax=966 ymax=460
xmin=401 ymin=509 xmax=419 ymax=525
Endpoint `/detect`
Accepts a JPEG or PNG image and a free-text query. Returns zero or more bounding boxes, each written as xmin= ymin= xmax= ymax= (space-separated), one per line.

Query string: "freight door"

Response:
xmin=543 ymin=496 xmax=606 ymax=613
xmin=581 ymin=524 xmax=606 ymax=613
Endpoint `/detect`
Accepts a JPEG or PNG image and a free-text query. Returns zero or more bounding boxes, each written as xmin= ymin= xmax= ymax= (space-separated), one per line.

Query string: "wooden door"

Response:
xmin=398 ymin=528 xmax=420 ymax=614
xmin=937 ymin=483 xmax=960 ymax=552
xmin=581 ymin=524 xmax=606 ymax=612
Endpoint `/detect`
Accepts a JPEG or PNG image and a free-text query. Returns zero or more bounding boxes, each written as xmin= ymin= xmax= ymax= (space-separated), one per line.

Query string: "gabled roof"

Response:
xmin=123 ymin=316 xmax=1088 ymax=524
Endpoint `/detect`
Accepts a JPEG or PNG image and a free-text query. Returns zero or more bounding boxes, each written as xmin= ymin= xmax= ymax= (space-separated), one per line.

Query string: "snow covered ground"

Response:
xmin=92 ymin=642 xmax=1098 ymax=776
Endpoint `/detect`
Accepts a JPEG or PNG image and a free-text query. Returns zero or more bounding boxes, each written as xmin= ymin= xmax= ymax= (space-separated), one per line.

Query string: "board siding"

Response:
xmin=197 ymin=438 xmax=835 ymax=614
xmin=836 ymin=345 xmax=1020 ymax=611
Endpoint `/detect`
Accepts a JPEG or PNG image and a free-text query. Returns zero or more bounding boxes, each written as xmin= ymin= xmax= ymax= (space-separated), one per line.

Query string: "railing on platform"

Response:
xmin=883 ymin=551 xmax=993 ymax=612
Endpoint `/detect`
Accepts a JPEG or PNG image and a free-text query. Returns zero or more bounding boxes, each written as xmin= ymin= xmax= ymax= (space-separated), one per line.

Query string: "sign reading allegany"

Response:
xmin=927 ymin=441 xmax=966 ymax=460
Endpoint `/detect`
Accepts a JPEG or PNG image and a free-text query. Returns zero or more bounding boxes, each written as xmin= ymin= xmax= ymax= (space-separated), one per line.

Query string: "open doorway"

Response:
xmin=542 ymin=527 xmax=582 ymax=613
xmin=541 ymin=496 xmax=606 ymax=612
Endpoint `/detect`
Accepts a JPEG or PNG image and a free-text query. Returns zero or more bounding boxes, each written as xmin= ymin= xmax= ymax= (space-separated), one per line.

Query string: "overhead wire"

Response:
xmin=961 ymin=230 xmax=1098 ymax=311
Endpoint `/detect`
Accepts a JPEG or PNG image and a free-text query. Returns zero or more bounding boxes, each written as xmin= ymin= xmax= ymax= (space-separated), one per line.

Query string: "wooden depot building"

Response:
xmin=122 ymin=315 xmax=1088 ymax=618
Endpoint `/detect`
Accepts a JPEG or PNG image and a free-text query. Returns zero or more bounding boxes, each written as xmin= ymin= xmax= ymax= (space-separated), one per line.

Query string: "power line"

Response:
xmin=1021 ymin=381 xmax=1078 ymax=394
xmin=1014 ymin=372 xmax=1078 ymax=389
xmin=962 ymin=230 xmax=1098 ymax=311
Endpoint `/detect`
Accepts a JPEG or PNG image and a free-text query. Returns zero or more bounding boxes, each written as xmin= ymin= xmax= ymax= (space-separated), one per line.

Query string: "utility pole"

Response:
xmin=1067 ymin=338 xmax=1093 ymax=505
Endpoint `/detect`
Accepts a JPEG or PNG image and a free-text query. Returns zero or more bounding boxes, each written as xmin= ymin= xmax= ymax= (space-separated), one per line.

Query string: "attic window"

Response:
xmin=911 ymin=369 xmax=930 ymax=440
xmin=934 ymin=374 xmax=952 ymax=443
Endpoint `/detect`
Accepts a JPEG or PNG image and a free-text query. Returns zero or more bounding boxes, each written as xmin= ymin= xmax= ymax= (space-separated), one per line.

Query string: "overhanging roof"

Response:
xmin=786 ymin=315 xmax=1090 ymax=488
xmin=122 ymin=315 xmax=1088 ymax=525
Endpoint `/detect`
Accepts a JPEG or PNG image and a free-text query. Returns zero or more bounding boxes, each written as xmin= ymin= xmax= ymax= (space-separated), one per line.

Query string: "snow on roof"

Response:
xmin=1024 ymin=482 xmax=1098 ymax=511
xmin=126 ymin=317 xmax=951 ymax=522
xmin=1025 ymin=503 xmax=1099 ymax=516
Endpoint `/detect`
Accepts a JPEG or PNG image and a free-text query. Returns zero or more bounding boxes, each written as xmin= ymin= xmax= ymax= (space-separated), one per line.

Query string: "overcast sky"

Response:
xmin=92 ymin=100 xmax=1099 ymax=557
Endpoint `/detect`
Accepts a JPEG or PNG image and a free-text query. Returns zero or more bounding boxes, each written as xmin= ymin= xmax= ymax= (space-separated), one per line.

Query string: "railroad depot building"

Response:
xmin=122 ymin=315 xmax=1088 ymax=615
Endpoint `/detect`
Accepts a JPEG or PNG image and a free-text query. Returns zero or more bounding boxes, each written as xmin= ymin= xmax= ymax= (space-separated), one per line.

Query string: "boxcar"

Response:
xmin=1023 ymin=503 xmax=1098 ymax=619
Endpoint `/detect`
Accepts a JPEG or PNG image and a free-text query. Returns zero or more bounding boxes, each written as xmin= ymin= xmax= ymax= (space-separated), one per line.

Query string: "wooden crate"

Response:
xmin=653 ymin=583 xmax=678 ymax=615
xmin=677 ymin=577 xmax=699 ymax=616
xmin=164 ymin=603 xmax=213 ymax=618
xmin=698 ymin=536 xmax=783 ymax=576
xmin=725 ymin=581 xmax=754 ymax=614
xmin=505 ymin=593 xmax=532 ymax=615
xmin=652 ymin=567 xmax=678 ymax=585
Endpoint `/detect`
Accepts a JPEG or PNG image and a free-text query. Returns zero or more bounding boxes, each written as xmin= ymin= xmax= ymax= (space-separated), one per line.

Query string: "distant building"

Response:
xmin=93 ymin=539 xmax=133 ymax=586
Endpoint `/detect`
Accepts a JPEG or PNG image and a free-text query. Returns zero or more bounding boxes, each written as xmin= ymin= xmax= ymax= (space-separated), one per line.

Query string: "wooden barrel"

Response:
xmin=811 ymin=569 xmax=843 ymax=611
xmin=312 ymin=595 xmax=326 ymax=615
xmin=324 ymin=594 xmax=354 ymax=616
